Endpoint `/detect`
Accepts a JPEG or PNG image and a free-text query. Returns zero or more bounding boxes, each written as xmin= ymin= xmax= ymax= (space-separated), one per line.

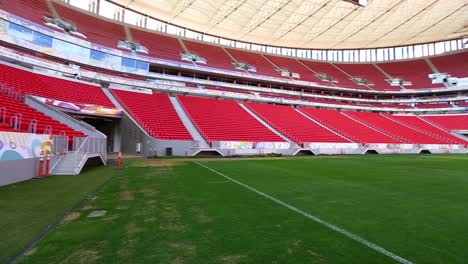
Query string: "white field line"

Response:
xmin=194 ymin=162 xmax=414 ymax=264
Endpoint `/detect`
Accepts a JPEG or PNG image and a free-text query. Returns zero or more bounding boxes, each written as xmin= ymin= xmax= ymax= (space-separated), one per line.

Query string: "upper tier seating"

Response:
xmin=346 ymin=111 xmax=447 ymax=144
xmin=456 ymin=101 xmax=468 ymax=107
xmin=112 ymin=90 xmax=193 ymax=140
xmin=1 ymin=1 xmax=462 ymax=94
xmin=416 ymin=103 xmax=452 ymax=109
xmin=227 ymin=49 xmax=285 ymax=78
xmin=373 ymin=104 xmax=414 ymax=109
xmin=422 ymin=115 xmax=468 ymax=131
xmin=0 ymin=64 xmax=114 ymax=107
xmin=183 ymin=40 xmax=235 ymax=70
xmin=335 ymin=64 xmax=399 ymax=91
xmin=245 ymin=102 xmax=349 ymax=145
xmin=264 ymin=55 xmax=317 ymax=82
xmin=377 ymin=60 xmax=443 ymax=89
xmin=0 ymin=92 xmax=85 ymax=138
xmin=298 ymin=61 xmax=368 ymax=89
xmin=0 ymin=0 xmax=51 ymax=25
xmin=54 ymin=3 xmax=126 ymax=49
xmin=178 ymin=96 xmax=283 ymax=143
xmin=386 ymin=115 xmax=466 ymax=145
xmin=430 ymin=52 xmax=468 ymax=78
xmin=300 ymin=108 xmax=400 ymax=144
xmin=132 ymin=28 xmax=186 ymax=62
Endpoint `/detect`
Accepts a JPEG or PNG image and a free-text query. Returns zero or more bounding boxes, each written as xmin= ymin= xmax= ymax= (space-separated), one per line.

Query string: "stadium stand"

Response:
xmin=227 ymin=49 xmax=285 ymax=77
xmin=430 ymin=52 xmax=468 ymax=78
xmin=0 ymin=64 xmax=115 ymax=107
xmin=334 ymin=64 xmax=399 ymax=91
xmin=299 ymin=107 xmax=401 ymax=144
xmin=245 ymin=103 xmax=349 ymax=145
xmin=263 ymin=55 xmax=318 ymax=82
xmin=112 ymin=90 xmax=193 ymax=140
xmin=0 ymin=0 xmax=51 ymax=25
xmin=415 ymin=103 xmax=452 ymax=109
xmin=53 ymin=3 xmax=126 ymax=49
xmin=386 ymin=115 xmax=466 ymax=145
xmin=131 ymin=28 xmax=186 ymax=62
xmin=377 ymin=60 xmax=443 ymax=89
xmin=422 ymin=115 xmax=468 ymax=131
xmin=346 ymin=111 xmax=448 ymax=144
xmin=183 ymin=40 xmax=235 ymax=70
xmin=372 ymin=104 xmax=414 ymax=109
xmin=298 ymin=60 xmax=368 ymax=89
xmin=178 ymin=96 xmax=284 ymax=143
xmin=0 ymin=91 xmax=85 ymax=138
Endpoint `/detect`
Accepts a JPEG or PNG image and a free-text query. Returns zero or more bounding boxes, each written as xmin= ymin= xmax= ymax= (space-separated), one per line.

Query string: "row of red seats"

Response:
xmin=299 ymin=108 xmax=400 ymax=144
xmin=0 ymin=64 xmax=114 ymax=107
xmin=178 ymin=95 xmax=284 ymax=143
xmin=346 ymin=111 xmax=448 ymax=144
xmin=386 ymin=115 xmax=465 ymax=145
xmin=0 ymin=92 xmax=85 ymax=138
xmin=0 ymin=0 xmax=51 ymax=25
xmin=111 ymin=90 xmax=193 ymax=140
xmin=416 ymin=103 xmax=452 ymax=109
xmin=184 ymin=40 xmax=234 ymax=70
xmin=422 ymin=115 xmax=468 ymax=131
xmin=53 ymin=3 xmax=126 ymax=50
xmin=245 ymin=102 xmax=349 ymax=145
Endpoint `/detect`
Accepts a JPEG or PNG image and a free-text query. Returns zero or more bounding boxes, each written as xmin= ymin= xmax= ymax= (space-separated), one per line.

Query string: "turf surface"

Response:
xmin=4 ymin=155 xmax=468 ymax=263
xmin=0 ymin=165 xmax=116 ymax=263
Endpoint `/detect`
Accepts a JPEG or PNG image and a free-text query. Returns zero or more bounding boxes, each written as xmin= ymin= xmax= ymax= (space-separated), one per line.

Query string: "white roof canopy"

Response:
xmin=112 ymin=0 xmax=468 ymax=49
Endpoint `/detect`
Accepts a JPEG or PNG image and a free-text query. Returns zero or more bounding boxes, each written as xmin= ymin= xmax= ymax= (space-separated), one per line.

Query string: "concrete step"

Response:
xmin=170 ymin=95 xmax=209 ymax=147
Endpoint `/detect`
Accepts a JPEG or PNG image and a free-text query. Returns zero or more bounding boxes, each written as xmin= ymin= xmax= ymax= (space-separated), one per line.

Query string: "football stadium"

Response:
xmin=0 ymin=0 xmax=467 ymax=263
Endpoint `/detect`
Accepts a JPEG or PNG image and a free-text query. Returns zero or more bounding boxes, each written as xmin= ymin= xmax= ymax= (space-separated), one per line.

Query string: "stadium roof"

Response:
xmin=112 ymin=0 xmax=468 ymax=49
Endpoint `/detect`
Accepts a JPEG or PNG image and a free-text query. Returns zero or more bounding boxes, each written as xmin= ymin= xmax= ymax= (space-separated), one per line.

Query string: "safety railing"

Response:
xmin=28 ymin=119 xmax=37 ymax=134
xmin=9 ymin=113 xmax=22 ymax=130
xmin=53 ymin=135 xmax=69 ymax=155
xmin=0 ymin=107 xmax=6 ymax=123
xmin=72 ymin=136 xmax=107 ymax=163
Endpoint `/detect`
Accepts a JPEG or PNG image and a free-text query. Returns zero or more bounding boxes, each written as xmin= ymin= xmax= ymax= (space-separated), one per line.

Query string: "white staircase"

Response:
xmin=51 ymin=137 xmax=107 ymax=175
xmin=169 ymin=96 xmax=210 ymax=148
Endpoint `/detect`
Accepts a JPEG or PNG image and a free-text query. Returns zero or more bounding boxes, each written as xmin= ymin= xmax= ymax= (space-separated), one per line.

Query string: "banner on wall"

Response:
xmin=308 ymin=143 xmax=360 ymax=149
xmin=366 ymin=143 xmax=415 ymax=150
xmin=32 ymin=96 xmax=123 ymax=117
xmin=218 ymin=141 xmax=290 ymax=150
xmin=0 ymin=132 xmax=53 ymax=160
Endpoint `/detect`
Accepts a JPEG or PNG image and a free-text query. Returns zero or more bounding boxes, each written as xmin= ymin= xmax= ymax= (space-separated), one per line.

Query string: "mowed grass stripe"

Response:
xmin=201 ymin=155 xmax=468 ymax=264
xmin=195 ymin=161 xmax=414 ymax=264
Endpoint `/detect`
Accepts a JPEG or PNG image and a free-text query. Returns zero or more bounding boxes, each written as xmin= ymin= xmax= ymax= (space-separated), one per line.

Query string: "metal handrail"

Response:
xmin=44 ymin=125 xmax=53 ymax=135
xmin=9 ymin=113 xmax=22 ymax=130
xmin=28 ymin=119 xmax=37 ymax=133
xmin=0 ymin=107 xmax=6 ymax=123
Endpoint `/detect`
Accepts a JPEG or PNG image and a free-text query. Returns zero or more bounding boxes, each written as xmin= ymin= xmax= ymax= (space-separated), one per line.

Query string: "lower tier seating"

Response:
xmin=0 ymin=63 xmax=115 ymax=107
xmin=245 ymin=102 xmax=349 ymax=145
xmin=178 ymin=96 xmax=284 ymax=143
xmin=422 ymin=115 xmax=468 ymax=131
xmin=0 ymin=92 xmax=85 ymax=139
xmin=299 ymin=108 xmax=401 ymax=144
xmin=386 ymin=115 xmax=466 ymax=145
xmin=346 ymin=111 xmax=447 ymax=144
xmin=112 ymin=90 xmax=193 ymax=140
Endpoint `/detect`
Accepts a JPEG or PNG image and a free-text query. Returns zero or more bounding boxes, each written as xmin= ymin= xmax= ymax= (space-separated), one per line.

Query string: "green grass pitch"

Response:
xmin=2 ymin=155 xmax=468 ymax=263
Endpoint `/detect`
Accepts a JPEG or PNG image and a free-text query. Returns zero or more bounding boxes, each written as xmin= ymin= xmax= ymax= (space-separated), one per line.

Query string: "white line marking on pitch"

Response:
xmin=194 ymin=162 xmax=414 ymax=264
xmin=207 ymin=180 xmax=231 ymax=184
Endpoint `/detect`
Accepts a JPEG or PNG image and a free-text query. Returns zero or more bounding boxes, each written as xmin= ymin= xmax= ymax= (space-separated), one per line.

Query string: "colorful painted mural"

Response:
xmin=0 ymin=132 xmax=53 ymax=161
